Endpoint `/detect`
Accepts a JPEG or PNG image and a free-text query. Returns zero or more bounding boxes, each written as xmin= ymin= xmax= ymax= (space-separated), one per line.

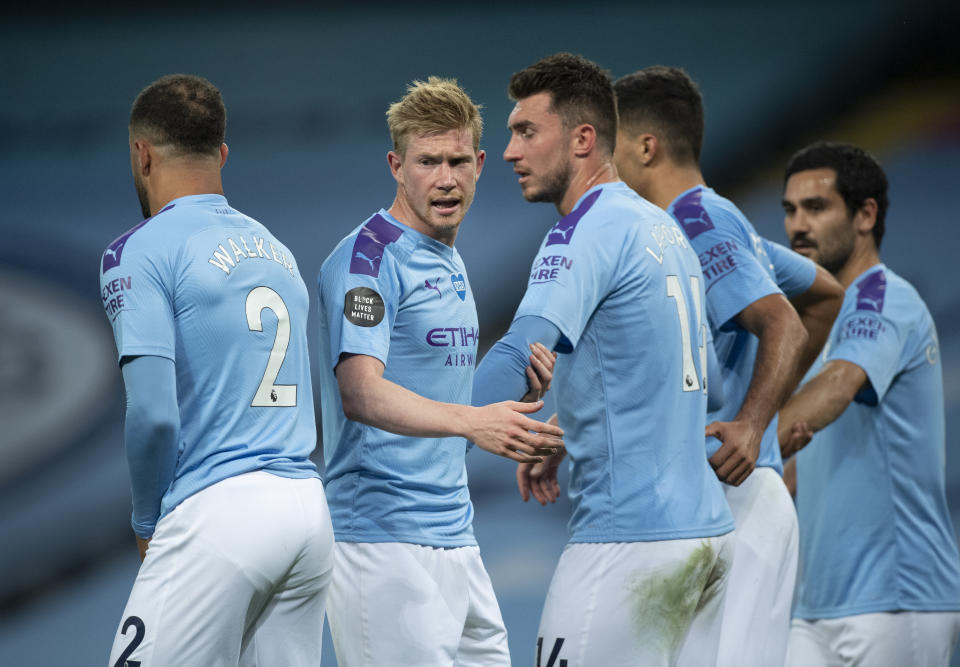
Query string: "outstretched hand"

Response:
xmin=706 ymin=419 xmax=764 ymax=486
xmin=521 ymin=342 xmax=558 ymax=403
xmin=468 ymin=400 xmax=564 ymax=464
xmin=780 ymin=420 xmax=813 ymax=459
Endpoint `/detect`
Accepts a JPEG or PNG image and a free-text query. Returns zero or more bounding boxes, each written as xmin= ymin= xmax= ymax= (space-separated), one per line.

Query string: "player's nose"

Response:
xmin=503 ymin=136 xmax=521 ymax=163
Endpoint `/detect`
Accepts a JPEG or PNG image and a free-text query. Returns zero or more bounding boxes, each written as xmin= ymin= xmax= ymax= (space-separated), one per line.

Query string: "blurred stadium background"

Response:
xmin=1 ymin=2 xmax=958 ymax=664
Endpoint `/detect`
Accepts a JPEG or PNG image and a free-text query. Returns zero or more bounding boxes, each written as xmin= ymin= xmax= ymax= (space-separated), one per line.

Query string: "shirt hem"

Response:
xmin=795 ymin=600 xmax=960 ymax=620
xmin=569 ymin=520 xmax=735 ymax=543
xmin=332 ymin=532 xmax=478 ymax=548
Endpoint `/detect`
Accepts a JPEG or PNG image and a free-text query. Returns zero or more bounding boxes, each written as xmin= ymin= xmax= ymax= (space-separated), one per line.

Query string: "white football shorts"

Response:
xmin=788 ymin=611 xmax=960 ymax=666
xmin=327 ymin=541 xmax=510 ymax=667
xmin=536 ymin=533 xmax=734 ymax=667
xmin=716 ymin=466 xmax=799 ymax=667
xmin=107 ymin=470 xmax=334 ymax=667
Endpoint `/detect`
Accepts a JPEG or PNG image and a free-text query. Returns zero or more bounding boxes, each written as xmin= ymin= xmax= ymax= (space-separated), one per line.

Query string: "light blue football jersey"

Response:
xmin=514 ymin=181 xmax=733 ymax=542
xmin=317 ymin=210 xmax=478 ymax=547
xmin=668 ymin=186 xmax=815 ymax=475
xmin=100 ymin=194 xmax=319 ymax=529
xmin=794 ymin=264 xmax=960 ymax=618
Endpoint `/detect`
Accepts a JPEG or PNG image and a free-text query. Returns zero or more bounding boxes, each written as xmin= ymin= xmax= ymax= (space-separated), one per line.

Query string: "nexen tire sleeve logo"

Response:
xmin=344 ymin=287 xmax=385 ymax=327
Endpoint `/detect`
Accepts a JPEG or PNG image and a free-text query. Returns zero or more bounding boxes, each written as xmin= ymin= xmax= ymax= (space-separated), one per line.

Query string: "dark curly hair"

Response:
xmin=508 ymin=52 xmax=617 ymax=156
xmin=129 ymin=74 xmax=226 ymax=157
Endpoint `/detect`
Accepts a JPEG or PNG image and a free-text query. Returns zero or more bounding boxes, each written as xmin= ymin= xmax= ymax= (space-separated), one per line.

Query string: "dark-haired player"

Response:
xmin=101 ymin=74 xmax=333 ymax=666
xmin=482 ymin=53 xmax=734 ymax=665
xmin=613 ymin=65 xmax=844 ymax=666
xmin=779 ymin=141 xmax=960 ymax=666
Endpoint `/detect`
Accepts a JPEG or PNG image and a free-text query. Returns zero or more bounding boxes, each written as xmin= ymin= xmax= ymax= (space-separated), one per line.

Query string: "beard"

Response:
xmin=525 ymin=159 xmax=572 ymax=206
xmin=792 ymin=224 xmax=855 ymax=275
xmin=818 ymin=232 xmax=855 ymax=275
xmin=133 ymin=173 xmax=151 ymax=219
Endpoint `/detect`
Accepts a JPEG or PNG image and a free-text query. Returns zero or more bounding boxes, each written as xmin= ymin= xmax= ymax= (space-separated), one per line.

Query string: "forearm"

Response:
xmin=790 ymin=266 xmax=844 ymax=389
xmin=473 ymin=315 xmax=563 ymax=407
xmin=121 ymin=356 xmax=180 ymax=539
xmin=777 ymin=362 xmax=859 ymax=446
xmin=737 ymin=318 xmax=807 ymax=428
xmin=472 ymin=339 xmax=532 ymax=407
xmin=341 ymin=371 xmax=475 ymax=439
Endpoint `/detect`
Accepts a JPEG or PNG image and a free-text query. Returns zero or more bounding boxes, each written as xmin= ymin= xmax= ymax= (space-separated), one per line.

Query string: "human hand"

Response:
xmin=467 ymin=401 xmax=563 ymax=464
xmin=706 ymin=419 xmax=764 ymax=486
xmin=136 ymin=536 xmax=151 ymax=562
xmin=780 ymin=420 xmax=813 ymax=459
xmin=517 ymin=445 xmax=566 ymax=505
xmin=521 ymin=342 xmax=558 ymax=403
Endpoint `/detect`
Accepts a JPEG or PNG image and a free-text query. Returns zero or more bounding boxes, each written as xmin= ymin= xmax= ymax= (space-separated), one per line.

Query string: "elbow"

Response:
xmin=339 ymin=389 xmax=370 ymax=424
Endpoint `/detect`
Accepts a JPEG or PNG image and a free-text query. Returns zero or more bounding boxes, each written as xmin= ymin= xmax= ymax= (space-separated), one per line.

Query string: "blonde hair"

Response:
xmin=386 ymin=77 xmax=483 ymax=156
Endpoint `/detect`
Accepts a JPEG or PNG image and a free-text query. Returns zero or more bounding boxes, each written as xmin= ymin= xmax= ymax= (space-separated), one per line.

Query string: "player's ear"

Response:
xmin=572 ymin=123 xmax=597 ymax=157
xmin=474 ymin=149 xmax=486 ymax=179
xmin=854 ymin=197 xmax=878 ymax=236
xmin=219 ymin=143 xmax=229 ymax=168
xmin=639 ymin=134 xmax=658 ymax=166
xmin=387 ymin=151 xmax=403 ymax=181
xmin=134 ymin=140 xmax=152 ymax=176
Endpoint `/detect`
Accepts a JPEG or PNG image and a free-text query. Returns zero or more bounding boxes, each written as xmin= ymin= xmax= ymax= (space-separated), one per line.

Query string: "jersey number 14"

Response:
xmin=666 ymin=274 xmax=708 ymax=393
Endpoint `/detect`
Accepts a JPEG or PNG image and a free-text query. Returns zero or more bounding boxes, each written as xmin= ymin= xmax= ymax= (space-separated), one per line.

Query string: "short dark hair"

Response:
xmin=129 ymin=74 xmax=226 ymax=157
xmin=784 ymin=141 xmax=888 ymax=248
xmin=508 ymin=52 xmax=617 ymax=156
xmin=613 ymin=66 xmax=703 ymax=166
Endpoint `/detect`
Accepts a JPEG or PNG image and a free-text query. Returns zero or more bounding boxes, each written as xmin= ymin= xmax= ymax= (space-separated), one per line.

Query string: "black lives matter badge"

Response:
xmin=344 ymin=287 xmax=385 ymax=327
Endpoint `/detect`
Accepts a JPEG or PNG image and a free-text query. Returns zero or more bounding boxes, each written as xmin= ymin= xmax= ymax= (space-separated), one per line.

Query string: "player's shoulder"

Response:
xmin=99 ymin=204 xmax=179 ymax=278
xmin=670 ymin=186 xmax=753 ymax=242
xmin=849 ymin=265 xmax=929 ymax=321
xmin=321 ymin=211 xmax=409 ymax=281
xmin=578 ymin=182 xmax=673 ymax=234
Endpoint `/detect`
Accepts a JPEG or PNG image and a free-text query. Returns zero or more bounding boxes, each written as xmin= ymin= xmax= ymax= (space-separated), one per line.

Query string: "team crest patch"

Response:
xmin=344 ymin=287 xmax=385 ymax=327
xmin=546 ymin=189 xmax=602 ymax=247
xmin=672 ymin=189 xmax=714 ymax=240
xmin=350 ymin=215 xmax=404 ymax=277
xmin=855 ymin=270 xmax=886 ymax=312
xmin=450 ymin=273 xmax=466 ymax=301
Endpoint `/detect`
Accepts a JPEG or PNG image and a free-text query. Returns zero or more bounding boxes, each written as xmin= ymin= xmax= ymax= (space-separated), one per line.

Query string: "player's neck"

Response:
xmin=556 ymin=158 xmax=618 ymax=217
xmin=387 ymin=195 xmax=459 ymax=247
xmin=150 ymin=170 xmax=225 ymax=216
xmin=651 ymin=163 xmax=705 ymax=211
xmin=836 ymin=242 xmax=881 ymax=289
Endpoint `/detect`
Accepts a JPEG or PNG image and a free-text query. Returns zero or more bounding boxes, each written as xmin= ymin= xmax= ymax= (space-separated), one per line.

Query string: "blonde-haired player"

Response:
xmin=317 ymin=77 xmax=562 ymax=666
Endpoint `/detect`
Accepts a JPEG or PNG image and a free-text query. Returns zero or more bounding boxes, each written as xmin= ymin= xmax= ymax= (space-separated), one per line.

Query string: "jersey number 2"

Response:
xmin=246 ymin=286 xmax=297 ymax=407
xmin=666 ymin=274 xmax=707 ymax=393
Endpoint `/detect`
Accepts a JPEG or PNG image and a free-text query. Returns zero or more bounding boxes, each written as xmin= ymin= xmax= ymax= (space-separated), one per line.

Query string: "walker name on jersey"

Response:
xmin=838 ymin=314 xmax=886 ymax=342
xmin=530 ymin=255 xmax=573 ymax=284
xmin=698 ymin=240 xmax=739 ymax=281
xmin=102 ymin=275 xmax=132 ymax=319
xmin=207 ymin=234 xmax=295 ymax=277
xmin=426 ymin=326 xmax=478 ymax=367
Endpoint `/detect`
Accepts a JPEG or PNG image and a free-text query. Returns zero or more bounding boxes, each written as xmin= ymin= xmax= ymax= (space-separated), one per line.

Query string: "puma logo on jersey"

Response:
xmin=354 ymin=251 xmax=381 ymax=272
xmin=424 ymin=278 xmax=442 ymax=298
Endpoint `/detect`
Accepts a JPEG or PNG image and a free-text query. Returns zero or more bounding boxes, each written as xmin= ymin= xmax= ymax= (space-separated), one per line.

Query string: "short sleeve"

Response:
xmin=513 ymin=217 xmax=619 ymax=351
xmin=319 ymin=248 xmax=401 ymax=369
xmin=826 ymin=308 xmax=903 ymax=403
xmin=762 ymin=238 xmax=817 ymax=298
xmin=100 ymin=238 xmax=176 ymax=363
xmin=686 ymin=218 xmax=781 ymax=331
